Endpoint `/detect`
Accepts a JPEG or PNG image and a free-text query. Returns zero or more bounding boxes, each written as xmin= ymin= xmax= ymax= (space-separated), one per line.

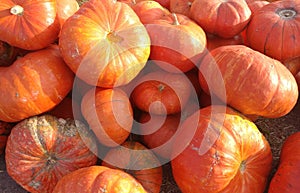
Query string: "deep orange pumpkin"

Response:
xmin=0 ymin=0 xmax=60 ymax=50
xmin=145 ymin=13 xmax=207 ymax=73
xmin=171 ymin=105 xmax=273 ymax=193
xmin=102 ymin=141 xmax=163 ymax=193
xmin=59 ymin=0 xmax=150 ymax=88
xmin=56 ymin=0 xmax=79 ymax=30
xmin=0 ymin=44 xmax=74 ymax=122
xmin=247 ymin=0 xmax=300 ymax=61
xmin=190 ymin=0 xmax=251 ymax=38
xmin=81 ymin=87 xmax=133 ymax=147
xmin=5 ymin=115 xmax=98 ymax=193
xmin=268 ymin=132 xmax=300 ymax=193
xmin=199 ymin=45 xmax=298 ymax=118
xmin=53 ymin=166 xmax=147 ymax=193
xmin=131 ymin=70 xmax=192 ymax=115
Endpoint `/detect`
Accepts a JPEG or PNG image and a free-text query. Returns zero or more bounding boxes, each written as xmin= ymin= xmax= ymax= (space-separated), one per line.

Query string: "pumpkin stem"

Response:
xmin=277 ymin=8 xmax=297 ymax=19
xmin=157 ymin=83 xmax=165 ymax=92
xmin=171 ymin=13 xmax=180 ymax=25
xmin=107 ymin=31 xmax=124 ymax=43
xmin=10 ymin=5 xmax=24 ymax=16
xmin=239 ymin=160 xmax=247 ymax=173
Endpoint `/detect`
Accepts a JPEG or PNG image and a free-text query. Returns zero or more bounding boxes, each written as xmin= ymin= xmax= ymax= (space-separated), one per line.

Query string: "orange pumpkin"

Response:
xmin=268 ymin=132 xmax=300 ymax=193
xmin=53 ymin=166 xmax=147 ymax=193
xmin=0 ymin=0 xmax=60 ymax=50
xmin=102 ymin=141 xmax=163 ymax=193
xmin=5 ymin=115 xmax=98 ymax=193
xmin=0 ymin=45 xmax=74 ymax=122
xmin=199 ymin=45 xmax=298 ymax=118
xmin=81 ymin=87 xmax=133 ymax=147
xmin=247 ymin=0 xmax=300 ymax=61
xmin=171 ymin=105 xmax=273 ymax=193
xmin=190 ymin=0 xmax=251 ymax=38
xmin=59 ymin=0 xmax=150 ymax=88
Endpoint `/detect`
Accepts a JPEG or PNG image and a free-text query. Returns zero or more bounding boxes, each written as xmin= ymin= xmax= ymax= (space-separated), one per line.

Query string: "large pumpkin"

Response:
xmin=53 ymin=165 xmax=147 ymax=193
xmin=268 ymin=132 xmax=300 ymax=193
xmin=102 ymin=141 xmax=163 ymax=193
xmin=145 ymin=12 xmax=207 ymax=73
xmin=0 ymin=44 xmax=74 ymax=122
xmin=190 ymin=0 xmax=251 ymax=38
xmin=5 ymin=115 xmax=98 ymax=193
xmin=0 ymin=0 xmax=60 ymax=50
xmin=246 ymin=0 xmax=300 ymax=61
xmin=59 ymin=0 xmax=151 ymax=88
xmin=81 ymin=87 xmax=133 ymax=147
xmin=199 ymin=45 xmax=298 ymax=118
xmin=171 ymin=105 xmax=273 ymax=193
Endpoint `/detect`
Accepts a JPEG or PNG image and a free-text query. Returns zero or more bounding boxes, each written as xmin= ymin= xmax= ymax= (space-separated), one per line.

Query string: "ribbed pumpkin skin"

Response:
xmin=59 ymin=0 xmax=150 ymax=88
xmin=171 ymin=106 xmax=273 ymax=193
xmin=268 ymin=132 xmax=300 ymax=193
xmin=0 ymin=45 xmax=74 ymax=122
xmin=102 ymin=141 xmax=163 ymax=193
xmin=247 ymin=0 xmax=300 ymax=61
xmin=53 ymin=166 xmax=147 ymax=193
xmin=199 ymin=45 xmax=298 ymax=118
xmin=81 ymin=87 xmax=133 ymax=147
xmin=0 ymin=0 xmax=60 ymax=50
xmin=5 ymin=115 xmax=98 ymax=193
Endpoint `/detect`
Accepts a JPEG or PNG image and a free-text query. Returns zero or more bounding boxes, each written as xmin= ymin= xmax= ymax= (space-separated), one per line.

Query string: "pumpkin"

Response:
xmin=283 ymin=56 xmax=300 ymax=76
xmin=59 ymin=0 xmax=150 ymax=88
xmin=247 ymin=0 xmax=300 ymax=61
xmin=190 ymin=0 xmax=251 ymax=38
xmin=56 ymin=0 xmax=79 ymax=30
xmin=81 ymin=87 xmax=133 ymax=147
xmin=102 ymin=141 xmax=163 ymax=193
xmin=199 ymin=45 xmax=298 ymax=118
xmin=268 ymin=132 xmax=300 ymax=193
xmin=53 ymin=165 xmax=147 ymax=193
xmin=5 ymin=114 xmax=98 ymax=193
xmin=0 ymin=0 xmax=60 ymax=50
xmin=131 ymin=0 xmax=170 ymax=24
xmin=131 ymin=70 xmax=192 ymax=115
xmin=145 ymin=13 xmax=206 ymax=73
xmin=0 ymin=44 xmax=74 ymax=122
xmin=0 ymin=121 xmax=14 ymax=155
xmin=169 ymin=0 xmax=194 ymax=17
xmin=171 ymin=105 xmax=273 ymax=193
xmin=138 ymin=112 xmax=181 ymax=159
xmin=296 ymin=71 xmax=300 ymax=91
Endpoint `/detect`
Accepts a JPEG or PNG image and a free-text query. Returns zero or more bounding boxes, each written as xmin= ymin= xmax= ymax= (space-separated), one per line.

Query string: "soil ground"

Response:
xmin=0 ymin=99 xmax=299 ymax=193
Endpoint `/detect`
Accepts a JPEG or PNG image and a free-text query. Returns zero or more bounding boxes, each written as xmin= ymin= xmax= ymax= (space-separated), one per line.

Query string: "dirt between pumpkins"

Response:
xmin=0 ymin=100 xmax=299 ymax=193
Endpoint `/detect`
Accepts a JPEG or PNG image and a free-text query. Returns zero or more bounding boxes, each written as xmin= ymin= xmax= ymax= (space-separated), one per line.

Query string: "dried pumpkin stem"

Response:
xmin=172 ymin=13 xmax=180 ymax=26
xmin=277 ymin=8 xmax=297 ymax=19
xmin=10 ymin=5 xmax=24 ymax=16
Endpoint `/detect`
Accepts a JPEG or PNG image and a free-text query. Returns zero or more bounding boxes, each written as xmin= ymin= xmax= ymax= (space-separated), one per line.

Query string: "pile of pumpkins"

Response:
xmin=0 ymin=0 xmax=299 ymax=193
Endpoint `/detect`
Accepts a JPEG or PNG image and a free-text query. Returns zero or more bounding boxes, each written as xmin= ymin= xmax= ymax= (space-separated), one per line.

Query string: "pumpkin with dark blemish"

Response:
xmin=5 ymin=115 xmax=98 ymax=193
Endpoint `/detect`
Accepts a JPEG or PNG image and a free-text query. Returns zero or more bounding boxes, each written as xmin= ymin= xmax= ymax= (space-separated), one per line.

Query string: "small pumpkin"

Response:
xmin=53 ymin=166 xmax=147 ymax=193
xmin=0 ymin=44 xmax=74 ymax=122
xmin=145 ymin=12 xmax=207 ymax=73
xmin=247 ymin=0 xmax=300 ymax=61
xmin=81 ymin=87 xmax=133 ymax=147
xmin=268 ymin=132 xmax=300 ymax=193
xmin=169 ymin=0 xmax=194 ymax=17
xmin=56 ymin=0 xmax=79 ymax=30
xmin=131 ymin=70 xmax=192 ymax=115
xmin=199 ymin=45 xmax=298 ymax=118
xmin=0 ymin=0 xmax=60 ymax=50
xmin=171 ymin=105 xmax=273 ymax=193
xmin=59 ymin=0 xmax=150 ymax=88
xmin=5 ymin=115 xmax=98 ymax=193
xmin=190 ymin=0 xmax=251 ymax=38
xmin=102 ymin=141 xmax=163 ymax=193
